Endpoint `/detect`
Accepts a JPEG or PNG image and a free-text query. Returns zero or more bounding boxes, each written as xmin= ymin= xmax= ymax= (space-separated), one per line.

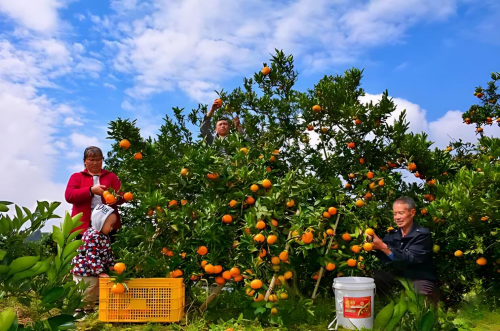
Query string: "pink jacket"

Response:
xmin=65 ymin=169 xmax=122 ymax=233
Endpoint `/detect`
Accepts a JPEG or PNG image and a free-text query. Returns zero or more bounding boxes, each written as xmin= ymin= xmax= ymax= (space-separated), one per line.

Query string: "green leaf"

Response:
xmin=0 ymin=266 xmax=10 ymax=274
xmin=374 ymin=300 xmax=394 ymax=331
xmin=7 ymin=256 xmax=40 ymax=277
xmin=419 ymin=311 xmax=435 ymax=331
xmin=62 ymin=240 xmax=82 ymax=260
xmin=42 ymin=286 xmax=65 ymax=304
xmin=0 ymin=250 xmax=6 ymax=261
xmin=0 ymin=308 xmax=16 ymax=331
xmin=47 ymin=315 xmax=75 ymax=331
xmin=62 ymin=212 xmax=73 ymax=237
xmin=0 ymin=204 xmax=8 ymax=213
xmin=52 ymin=226 xmax=64 ymax=249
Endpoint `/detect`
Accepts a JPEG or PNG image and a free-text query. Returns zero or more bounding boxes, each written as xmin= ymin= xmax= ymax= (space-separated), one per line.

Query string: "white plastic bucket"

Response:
xmin=330 ymin=277 xmax=376 ymax=330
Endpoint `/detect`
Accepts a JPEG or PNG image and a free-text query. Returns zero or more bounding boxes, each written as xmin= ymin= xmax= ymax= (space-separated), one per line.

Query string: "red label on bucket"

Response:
xmin=343 ymin=296 xmax=371 ymax=318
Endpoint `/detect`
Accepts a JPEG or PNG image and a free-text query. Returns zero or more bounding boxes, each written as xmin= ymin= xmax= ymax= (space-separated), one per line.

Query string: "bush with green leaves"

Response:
xmin=0 ymin=201 xmax=86 ymax=330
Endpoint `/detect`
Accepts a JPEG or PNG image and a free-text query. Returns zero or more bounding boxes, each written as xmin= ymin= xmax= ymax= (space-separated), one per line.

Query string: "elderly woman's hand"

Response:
xmin=91 ymin=184 xmax=106 ymax=196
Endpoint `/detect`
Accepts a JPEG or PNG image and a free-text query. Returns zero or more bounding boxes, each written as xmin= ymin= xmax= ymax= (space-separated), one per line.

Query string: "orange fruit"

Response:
xmin=133 ymin=152 xmax=142 ymax=160
xmin=254 ymin=234 xmax=265 ymax=243
xmin=326 ymin=229 xmax=334 ymax=236
xmin=246 ymin=288 xmax=255 ymax=297
xmin=302 ymin=232 xmax=313 ymax=244
xmin=269 ymin=294 xmax=278 ymax=302
xmin=345 ymin=183 xmax=352 ymax=189
xmin=197 ymin=246 xmax=208 ymax=256
xmin=259 ymin=248 xmax=267 ymax=258
xmin=201 ymin=261 xmax=208 ymax=268
xmin=180 ymin=168 xmax=188 ymax=176
xmin=147 ymin=209 xmax=154 ymax=217
xmin=256 ymin=220 xmax=266 ymax=230
xmin=266 ymin=166 xmax=272 ymax=172
xmin=105 ymin=194 xmax=116 ymax=204
xmin=378 ymin=179 xmax=385 ymax=186
xmin=367 ymin=171 xmax=374 ymax=179
xmin=250 ymin=184 xmax=259 ymax=192
xmin=286 ymin=199 xmax=295 ymax=208
xmin=347 ymin=259 xmax=357 ymax=267
xmin=246 ymin=196 xmax=255 ymax=205
xmin=119 ymin=139 xmax=131 ymax=149
xmin=355 ymin=199 xmax=364 ymax=207
xmin=280 ymin=292 xmax=288 ymax=300
xmin=270 ymin=155 xmax=276 ymax=162
xmin=262 ymin=66 xmax=270 ymax=75
xmin=326 ymin=263 xmax=335 ymax=271
xmin=369 ymin=182 xmax=376 ymax=190
xmin=250 ymin=279 xmax=263 ymax=289
xmin=279 ymin=251 xmax=289 ymax=261
xmin=267 ymin=235 xmax=277 ymax=244
xmin=168 ymin=200 xmax=178 ymax=207
xmin=181 ymin=252 xmax=186 ymax=259
xmin=222 ymin=214 xmax=233 ymax=224
xmin=233 ymin=275 xmax=243 ymax=282
xmin=328 ymin=207 xmax=337 ymax=215
xmin=347 ymin=142 xmax=355 ymax=149
xmin=114 ymin=263 xmax=126 ymax=274
xmin=284 ymin=271 xmax=293 ymax=279
xmin=204 ymin=264 xmax=215 ymax=274
xmin=355 ymin=119 xmax=362 ymax=125
xmin=342 ymin=233 xmax=352 ymax=241
xmin=190 ymin=275 xmax=199 ymax=281
xmin=229 ymin=267 xmax=240 ymax=277
xmin=213 ymin=265 xmax=223 ymax=274
xmin=181 ymin=199 xmax=188 ymax=206
xmin=240 ymin=147 xmax=248 ymax=154
xmin=421 ymin=208 xmax=428 ymax=216
xmin=271 ymin=256 xmax=281 ymax=265
xmin=351 ymin=245 xmax=362 ymax=253
xmin=307 ymin=124 xmax=314 ymax=131
xmin=321 ymin=127 xmax=329 ymax=133
xmin=364 ymin=192 xmax=372 ymax=200
xmin=365 ymin=228 xmax=375 ymax=236
xmin=312 ymin=105 xmax=322 ymax=113
xmin=477 ymin=257 xmax=487 ymax=266
xmin=111 ymin=283 xmax=126 ymax=294
xmin=271 ymin=219 xmax=278 ymax=227
xmin=229 ymin=199 xmax=238 ymax=208
xmin=272 ymin=149 xmax=280 ymax=155
xmin=271 ymin=307 xmax=279 ymax=315
xmin=214 ymin=98 xmax=222 ymax=107
xmin=363 ymin=243 xmax=373 ymax=252
xmin=477 ymin=127 xmax=483 ymax=133
xmin=222 ymin=271 xmax=232 ymax=280
xmin=171 ymin=269 xmax=183 ymax=278
xmin=408 ymin=162 xmax=417 ymax=172
xmin=215 ymin=276 xmax=226 ymax=285
xmin=312 ymin=273 xmax=319 ymax=280
xmin=322 ymin=211 xmax=331 ymax=219
xmin=207 ymin=173 xmax=219 ymax=181
xmin=254 ymin=293 xmax=264 ymax=302
xmin=348 ymin=173 xmax=356 ymax=179
xmin=454 ymin=250 xmax=463 ymax=257
xmin=262 ymin=179 xmax=272 ymax=189
xmin=360 ymin=158 xmax=365 ymax=164
xmin=123 ymin=192 xmax=133 ymax=202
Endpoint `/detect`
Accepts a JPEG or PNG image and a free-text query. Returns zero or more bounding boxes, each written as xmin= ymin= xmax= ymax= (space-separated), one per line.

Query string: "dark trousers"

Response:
xmin=374 ymin=270 xmax=439 ymax=304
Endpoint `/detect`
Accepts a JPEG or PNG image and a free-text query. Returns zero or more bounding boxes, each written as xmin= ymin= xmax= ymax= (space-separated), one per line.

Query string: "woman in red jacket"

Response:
xmin=65 ymin=146 xmax=123 ymax=237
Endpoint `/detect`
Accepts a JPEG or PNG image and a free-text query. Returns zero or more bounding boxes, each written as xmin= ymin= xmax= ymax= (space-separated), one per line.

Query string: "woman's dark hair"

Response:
xmin=83 ymin=146 xmax=103 ymax=161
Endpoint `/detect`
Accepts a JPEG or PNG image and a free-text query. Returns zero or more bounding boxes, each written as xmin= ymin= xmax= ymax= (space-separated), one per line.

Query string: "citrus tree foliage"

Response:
xmin=105 ymin=52 xmax=499 ymax=318
xmin=0 ymin=202 xmax=86 ymax=330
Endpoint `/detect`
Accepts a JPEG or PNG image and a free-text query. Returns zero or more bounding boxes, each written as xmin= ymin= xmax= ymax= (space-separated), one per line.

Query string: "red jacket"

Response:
xmin=65 ymin=169 xmax=122 ymax=233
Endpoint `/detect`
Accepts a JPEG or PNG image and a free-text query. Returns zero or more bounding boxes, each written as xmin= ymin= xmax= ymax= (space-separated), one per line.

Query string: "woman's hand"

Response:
xmin=91 ymin=184 xmax=106 ymax=196
xmin=99 ymin=273 xmax=109 ymax=278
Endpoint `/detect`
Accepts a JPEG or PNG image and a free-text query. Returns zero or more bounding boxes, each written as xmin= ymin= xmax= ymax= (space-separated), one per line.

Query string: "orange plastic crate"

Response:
xmin=99 ymin=278 xmax=185 ymax=323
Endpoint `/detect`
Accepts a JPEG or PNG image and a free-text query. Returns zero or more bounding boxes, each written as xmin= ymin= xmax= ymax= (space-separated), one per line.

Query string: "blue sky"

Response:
xmin=0 ymin=0 xmax=499 ymax=226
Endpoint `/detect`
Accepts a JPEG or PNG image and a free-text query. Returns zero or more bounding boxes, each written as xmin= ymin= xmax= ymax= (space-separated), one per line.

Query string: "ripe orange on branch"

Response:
xmin=197 ymin=246 xmax=208 ymax=256
xmin=222 ymin=214 xmax=233 ymax=224
xmin=262 ymin=179 xmax=272 ymax=188
xmin=123 ymin=192 xmax=133 ymax=201
xmin=262 ymin=66 xmax=270 ymax=75
xmin=312 ymin=105 xmax=322 ymax=113
xmin=133 ymin=152 xmax=143 ymax=160
xmin=114 ymin=263 xmax=126 ymax=274
xmin=119 ymin=139 xmax=130 ymax=149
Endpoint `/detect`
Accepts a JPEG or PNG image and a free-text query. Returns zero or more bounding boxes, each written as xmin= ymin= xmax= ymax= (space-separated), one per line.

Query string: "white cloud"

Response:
xmin=64 ymin=117 xmax=83 ymax=126
xmin=360 ymin=93 xmax=500 ymax=148
xmin=0 ymin=0 xmax=65 ymax=33
xmin=70 ymin=133 xmax=101 ymax=149
xmin=94 ymin=0 xmax=458 ymax=102
xmin=104 ymin=82 xmax=117 ymax=90
xmin=75 ymin=13 xmax=86 ymax=21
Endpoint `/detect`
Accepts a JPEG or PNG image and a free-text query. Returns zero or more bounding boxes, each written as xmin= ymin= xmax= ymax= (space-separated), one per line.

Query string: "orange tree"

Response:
xmin=104 ymin=52 xmax=499 ymax=320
